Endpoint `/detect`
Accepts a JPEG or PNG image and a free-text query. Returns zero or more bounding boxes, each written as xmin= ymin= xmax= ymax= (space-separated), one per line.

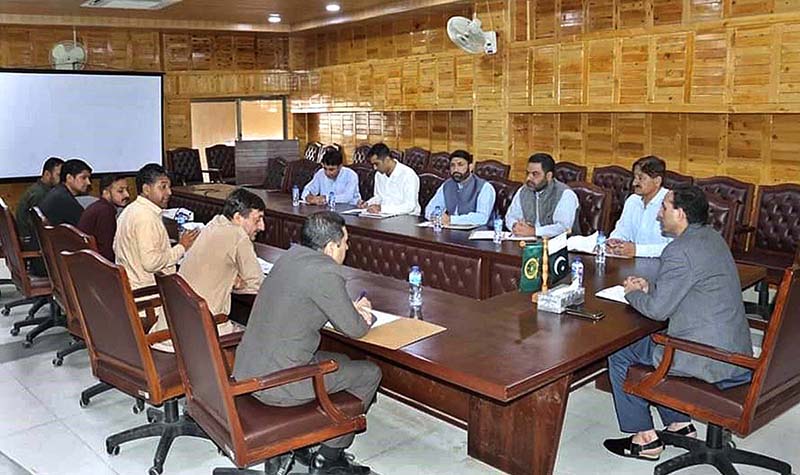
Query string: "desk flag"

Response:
xmin=519 ymin=241 xmax=543 ymax=293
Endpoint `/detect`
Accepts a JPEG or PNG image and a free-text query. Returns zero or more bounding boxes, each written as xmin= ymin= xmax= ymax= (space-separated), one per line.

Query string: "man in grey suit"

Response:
xmin=233 ymin=211 xmax=380 ymax=475
xmin=604 ymin=185 xmax=753 ymax=461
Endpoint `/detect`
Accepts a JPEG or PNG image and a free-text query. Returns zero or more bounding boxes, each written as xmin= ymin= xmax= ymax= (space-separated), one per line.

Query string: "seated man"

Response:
xmin=77 ymin=175 xmax=130 ymax=262
xmin=38 ymin=158 xmax=92 ymax=227
xmin=114 ymin=164 xmax=199 ymax=335
xmin=424 ymin=150 xmax=496 ymax=227
xmin=606 ymin=155 xmax=672 ymax=258
xmin=233 ymin=211 xmax=380 ymax=475
xmin=179 ymin=188 xmax=265 ymax=320
xmin=357 ymin=143 xmax=420 ymax=216
xmin=302 ymin=148 xmax=361 ymax=206
xmin=604 ymin=185 xmax=753 ymax=461
xmin=15 ymin=156 xmax=63 ymax=276
xmin=505 ymin=153 xmax=579 ymax=237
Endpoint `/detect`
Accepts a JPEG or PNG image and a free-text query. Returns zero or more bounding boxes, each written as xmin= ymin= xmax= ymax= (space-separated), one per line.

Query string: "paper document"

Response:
xmin=257 ymin=257 xmax=274 ymax=275
xmin=417 ymin=221 xmax=481 ymax=230
xmin=360 ymin=212 xmax=396 ymax=219
xmin=595 ymin=285 xmax=628 ymax=304
xmin=341 ymin=208 xmax=364 ymax=215
xmin=567 ymin=232 xmax=599 ymax=254
xmin=468 ymin=230 xmax=532 ymax=241
xmin=182 ymin=222 xmax=205 ymax=232
xmin=325 ymin=310 xmax=401 ymax=331
xmin=325 ymin=310 xmax=446 ymax=350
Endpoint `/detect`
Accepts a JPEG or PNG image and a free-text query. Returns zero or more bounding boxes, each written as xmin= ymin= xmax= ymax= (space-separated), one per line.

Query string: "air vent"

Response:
xmin=80 ymin=0 xmax=182 ymax=10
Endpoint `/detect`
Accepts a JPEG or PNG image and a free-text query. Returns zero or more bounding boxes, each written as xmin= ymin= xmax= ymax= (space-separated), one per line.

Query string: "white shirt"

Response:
xmin=366 ymin=161 xmax=421 ymax=215
xmin=610 ymin=187 xmax=672 ymax=257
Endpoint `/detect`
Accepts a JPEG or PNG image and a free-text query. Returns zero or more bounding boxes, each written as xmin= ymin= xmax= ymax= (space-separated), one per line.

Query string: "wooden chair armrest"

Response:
xmin=747 ymin=316 xmax=768 ymax=331
xmin=229 ymin=360 xmax=339 ymax=396
xmin=20 ymin=250 xmax=41 ymax=259
xmin=212 ymin=313 xmax=228 ymax=325
xmin=735 ymin=225 xmax=756 ymax=236
xmin=146 ymin=329 xmax=171 ymax=344
xmin=135 ymin=296 xmax=162 ymax=311
xmin=219 ymin=331 xmax=244 ymax=349
xmin=133 ymin=285 xmax=159 ymax=298
xmin=652 ymin=333 xmax=759 ymax=370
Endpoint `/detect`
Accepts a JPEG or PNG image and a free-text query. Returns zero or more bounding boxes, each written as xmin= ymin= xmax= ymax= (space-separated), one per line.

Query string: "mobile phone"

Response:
xmin=565 ymin=305 xmax=605 ymax=321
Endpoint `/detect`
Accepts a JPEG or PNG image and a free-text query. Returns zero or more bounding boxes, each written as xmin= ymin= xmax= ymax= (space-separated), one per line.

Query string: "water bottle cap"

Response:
xmin=573 ymin=256 xmax=581 ymax=262
xmin=411 ymin=265 xmax=420 ymax=271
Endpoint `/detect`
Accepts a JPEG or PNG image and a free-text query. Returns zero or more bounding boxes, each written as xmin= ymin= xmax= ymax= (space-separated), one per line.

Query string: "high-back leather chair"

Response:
xmin=62 ymin=249 xmax=209 ymax=475
xmin=706 ymin=194 xmax=738 ymax=248
xmin=165 ymin=148 xmax=204 ymax=186
xmin=303 ymin=141 xmax=323 ymax=162
xmin=352 ymin=144 xmax=371 ymax=164
xmin=318 ymin=144 xmax=340 ymax=164
xmin=555 ymin=162 xmax=588 ymax=184
xmin=155 ymin=273 xmax=367 ymax=475
xmin=206 ymin=144 xmax=236 ymax=184
xmin=569 ymin=182 xmax=611 ymax=235
xmin=348 ymin=163 xmax=375 ymax=202
xmin=389 ymin=148 xmax=404 ymax=164
xmin=624 ymin=265 xmax=800 ymax=475
xmin=475 ymin=159 xmax=511 ymax=181
xmin=489 ymin=179 xmax=523 ymax=220
xmin=418 ymin=173 xmax=445 ymax=214
xmin=0 ymin=199 xmax=53 ymax=331
xmin=696 ymin=176 xmax=756 ymax=251
xmin=591 ymin=165 xmax=633 ymax=227
xmin=261 ymin=157 xmax=287 ymax=191
xmin=281 ymin=160 xmax=321 ymax=194
xmin=427 ymin=152 xmax=451 ymax=177
xmin=734 ymin=183 xmax=800 ymax=285
xmin=663 ymin=170 xmax=694 ymax=189
xmin=402 ymin=147 xmax=431 ymax=174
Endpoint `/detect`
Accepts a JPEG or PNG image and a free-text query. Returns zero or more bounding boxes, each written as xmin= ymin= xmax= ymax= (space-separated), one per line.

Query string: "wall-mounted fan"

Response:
xmin=51 ymin=40 xmax=87 ymax=70
xmin=447 ymin=15 xmax=498 ymax=55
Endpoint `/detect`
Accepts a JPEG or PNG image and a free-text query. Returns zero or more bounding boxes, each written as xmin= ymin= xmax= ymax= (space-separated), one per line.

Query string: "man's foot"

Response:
xmin=664 ymin=423 xmax=697 ymax=438
xmin=603 ymin=435 xmax=664 ymax=460
xmin=309 ymin=452 xmax=370 ymax=475
xmin=294 ymin=446 xmax=318 ymax=467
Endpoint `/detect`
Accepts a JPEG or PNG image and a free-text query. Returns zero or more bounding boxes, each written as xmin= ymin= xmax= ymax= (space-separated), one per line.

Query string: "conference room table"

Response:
xmin=226 ymin=243 xmax=766 ymax=475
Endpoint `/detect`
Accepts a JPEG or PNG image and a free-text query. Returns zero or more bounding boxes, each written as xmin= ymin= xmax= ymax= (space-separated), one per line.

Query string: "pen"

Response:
xmin=357 ymin=290 xmax=368 ymax=301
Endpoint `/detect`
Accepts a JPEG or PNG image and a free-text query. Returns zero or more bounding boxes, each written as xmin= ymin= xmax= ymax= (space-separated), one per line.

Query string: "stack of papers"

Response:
xmin=257 ymin=257 xmax=274 ymax=275
xmin=468 ymin=230 xmax=529 ymax=241
xmin=595 ymin=285 xmax=628 ymax=304
xmin=567 ymin=232 xmax=599 ymax=254
xmin=341 ymin=209 xmax=396 ymax=219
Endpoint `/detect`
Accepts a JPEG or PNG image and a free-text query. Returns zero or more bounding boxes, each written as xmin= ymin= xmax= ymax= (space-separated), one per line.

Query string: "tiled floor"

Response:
xmin=0 ymin=264 xmax=798 ymax=475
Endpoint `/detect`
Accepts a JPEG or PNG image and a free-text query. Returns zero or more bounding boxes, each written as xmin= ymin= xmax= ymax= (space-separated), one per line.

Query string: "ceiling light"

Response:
xmin=326 ymin=3 xmax=341 ymax=12
xmin=267 ymin=14 xmax=281 ymax=23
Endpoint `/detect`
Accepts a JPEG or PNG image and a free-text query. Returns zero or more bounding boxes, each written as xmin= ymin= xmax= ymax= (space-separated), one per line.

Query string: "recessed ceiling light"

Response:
xmin=267 ymin=14 xmax=281 ymax=23
xmin=268 ymin=13 xmax=280 ymax=17
xmin=326 ymin=3 xmax=341 ymax=12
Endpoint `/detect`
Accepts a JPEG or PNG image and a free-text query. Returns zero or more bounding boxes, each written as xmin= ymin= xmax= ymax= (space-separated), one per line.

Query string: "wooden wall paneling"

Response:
xmin=535 ymin=0 xmax=559 ymax=39
xmin=368 ymin=111 xmax=384 ymax=144
xmin=326 ymin=31 xmax=339 ymax=66
xmin=778 ymin=23 xmax=800 ymax=102
xmin=614 ymin=113 xmax=648 ymax=166
xmin=653 ymin=0 xmax=684 ymax=24
xmin=428 ymin=12 xmax=448 ymax=55
xmin=80 ymin=30 xmax=129 ymax=70
xmin=130 ymin=31 xmax=160 ymax=70
xmin=617 ymin=0 xmax=649 ymax=29
xmin=587 ymin=39 xmax=616 ymax=104
xmin=412 ymin=111 xmax=432 ymax=149
xmin=618 ymin=36 xmax=650 ymax=104
xmin=419 ymin=56 xmax=437 ymax=107
xmin=690 ymin=29 xmax=727 ymax=104
xmin=383 ymin=111 xmax=398 ymax=146
xmin=512 ymin=0 xmax=530 ymax=41
xmin=347 ymin=64 xmax=360 ymax=108
xmin=731 ymin=25 xmax=773 ymax=104
xmin=689 ymin=0 xmax=724 ymax=22
xmin=234 ymin=35 xmax=256 ymax=70
xmin=402 ymin=58 xmax=420 ymax=108
xmin=585 ymin=112 xmax=614 ymax=167
xmin=357 ymin=64 xmax=373 ymax=108
xmin=454 ymin=56 xmax=475 ymax=109
xmin=28 ymin=27 xmax=73 ymax=68
xmin=410 ymin=14 xmax=432 ymax=56
xmin=163 ymin=33 xmax=191 ymax=71
xmin=371 ymin=61 xmax=388 ymax=110
xmin=398 ymin=111 xmax=414 ymax=149
xmin=0 ymin=28 xmax=33 ymax=67
xmin=561 ymin=0 xmax=586 ymax=37
xmin=728 ymin=0 xmax=774 ymax=17
xmin=650 ymin=113 xmax=686 ymax=169
xmin=338 ymin=29 xmax=353 ymax=65
xmin=531 ymin=113 xmax=558 ymax=156
xmin=352 ymin=26 xmax=368 ymax=63
xmin=558 ymin=113 xmax=585 ymax=162
xmin=436 ymin=56 xmax=456 ymax=107
xmin=190 ymin=34 xmax=213 ymax=70
xmin=165 ymin=98 xmax=191 ymax=149
xmin=652 ymin=32 xmax=690 ymax=103
xmin=211 ymin=35 xmax=234 ymax=70
xmin=587 ymin=0 xmax=616 ymax=32
xmin=507 ymin=45 xmax=531 ymax=108
xmin=559 ymin=42 xmax=585 ymax=104
xmin=394 ymin=17 xmax=413 ymax=59
xmin=510 ymin=114 xmax=531 ymax=177
xmin=331 ymin=67 xmax=346 ymax=109
xmin=430 ymin=111 xmax=449 ymax=151
xmin=378 ymin=24 xmax=396 ymax=59
xmin=770 ymin=114 xmax=800 ymax=183
xmin=449 ymin=110 xmax=473 ymax=151
xmin=775 ymin=0 xmax=800 ymax=12
xmin=293 ymin=114 xmax=308 ymax=148
xmin=685 ymin=113 xmax=725 ymax=176
xmin=725 ymin=114 xmax=768 ymax=183
xmin=386 ymin=60 xmax=403 ymax=107
xmin=318 ymin=112 xmax=332 ymax=144
xmin=532 ymin=45 xmax=558 ymax=105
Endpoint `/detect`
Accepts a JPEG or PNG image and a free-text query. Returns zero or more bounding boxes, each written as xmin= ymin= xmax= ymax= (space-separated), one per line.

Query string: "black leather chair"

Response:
xmin=696 ymin=176 xmax=756 ymax=251
xmin=555 ymin=162 xmax=588 ymax=184
xmin=475 ymin=160 xmax=511 ymax=181
xmin=282 ymin=160 xmax=321 ymax=194
xmin=489 ymin=179 xmax=523 ymax=220
xmin=569 ymin=182 xmax=611 ymax=235
xmin=592 ymin=165 xmax=633 ymax=227
xmin=427 ymin=152 xmax=451 ymax=177
xmin=402 ymin=147 xmax=431 ymax=174
xmin=706 ymin=194 xmax=738 ymax=248
xmin=418 ymin=173 xmax=445 ymax=213
xmin=349 ymin=163 xmax=375 ymax=202
xmin=205 ymin=144 xmax=236 ymax=184
xmin=303 ymin=141 xmax=323 ymax=162
xmin=663 ymin=170 xmax=694 ymax=190
xmin=352 ymin=144 xmax=371 ymax=164
xmin=261 ymin=157 xmax=287 ymax=191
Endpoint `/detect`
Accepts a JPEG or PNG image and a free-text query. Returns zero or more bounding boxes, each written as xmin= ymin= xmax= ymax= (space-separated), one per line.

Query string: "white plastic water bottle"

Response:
xmin=571 ymin=257 xmax=584 ymax=287
xmin=595 ymin=231 xmax=607 ymax=265
xmin=327 ymin=191 xmax=336 ymax=211
xmin=292 ymin=185 xmax=300 ymax=206
xmin=493 ymin=217 xmax=503 ymax=244
xmin=175 ymin=213 xmax=187 ymax=235
xmin=408 ymin=266 xmax=423 ymax=316
xmin=432 ymin=206 xmax=443 ymax=233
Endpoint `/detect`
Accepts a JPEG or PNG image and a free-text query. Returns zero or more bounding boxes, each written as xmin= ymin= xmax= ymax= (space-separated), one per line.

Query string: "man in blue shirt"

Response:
xmin=607 ymin=156 xmax=672 ymax=258
xmin=301 ymin=149 xmax=361 ymax=206
xmin=424 ymin=150 xmax=496 ymax=227
xmin=505 ymin=153 xmax=579 ymax=237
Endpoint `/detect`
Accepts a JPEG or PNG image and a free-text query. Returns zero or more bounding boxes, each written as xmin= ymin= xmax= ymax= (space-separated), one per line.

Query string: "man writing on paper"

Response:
xmin=505 ymin=153 xmax=579 ymax=238
xmin=603 ymin=185 xmax=752 ymax=461
xmin=234 ymin=211 xmax=380 ymax=475
xmin=357 ymin=142 xmax=420 ymax=216
xmin=424 ymin=150 xmax=496 ymax=227
xmin=302 ymin=148 xmax=361 ymax=206
xmin=179 ymin=188 xmax=264 ymax=319
xmin=606 ymin=156 xmax=673 ymax=258
xmin=77 ymin=174 xmax=130 ymax=262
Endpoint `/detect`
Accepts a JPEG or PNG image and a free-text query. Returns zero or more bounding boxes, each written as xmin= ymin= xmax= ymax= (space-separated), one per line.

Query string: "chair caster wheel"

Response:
xmin=149 ymin=465 xmax=162 ymax=475
xmin=10 ymin=328 xmax=19 ymax=336
xmin=1 ymin=307 xmax=9 ymax=316
xmin=106 ymin=444 xmax=120 ymax=456
xmin=133 ymin=404 xmax=143 ymax=415
xmin=22 ymin=340 xmax=32 ymax=348
xmin=79 ymin=396 xmax=90 ymax=408
xmin=52 ymin=357 xmax=63 ymax=367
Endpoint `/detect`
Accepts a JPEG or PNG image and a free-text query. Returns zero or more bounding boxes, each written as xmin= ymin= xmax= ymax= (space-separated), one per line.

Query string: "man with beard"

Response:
xmin=114 ymin=163 xmax=199 ymax=335
xmin=16 ymin=156 xmax=63 ymax=276
xmin=606 ymin=155 xmax=672 ymax=257
xmin=77 ymin=175 xmax=131 ymax=262
xmin=424 ymin=150 xmax=496 ymax=226
xmin=38 ymin=158 xmax=93 ymax=227
xmin=504 ymin=153 xmax=579 ymax=237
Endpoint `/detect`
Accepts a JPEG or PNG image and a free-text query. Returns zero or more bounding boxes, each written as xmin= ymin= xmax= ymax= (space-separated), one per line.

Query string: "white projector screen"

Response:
xmin=0 ymin=70 xmax=163 ymax=179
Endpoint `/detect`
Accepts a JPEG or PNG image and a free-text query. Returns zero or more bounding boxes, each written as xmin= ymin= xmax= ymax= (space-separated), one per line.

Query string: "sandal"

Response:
xmin=603 ymin=435 xmax=664 ymax=460
xmin=663 ymin=423 xmax=697 ymax=438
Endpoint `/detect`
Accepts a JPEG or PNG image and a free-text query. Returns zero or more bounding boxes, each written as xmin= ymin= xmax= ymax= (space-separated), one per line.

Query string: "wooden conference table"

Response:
xmin=227 ymin=243 xmax=765 ymax=475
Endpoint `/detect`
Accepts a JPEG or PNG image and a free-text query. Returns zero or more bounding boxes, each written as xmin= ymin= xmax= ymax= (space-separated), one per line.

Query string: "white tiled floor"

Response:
xmin=1 ymin=263 xmax=798 ymax=475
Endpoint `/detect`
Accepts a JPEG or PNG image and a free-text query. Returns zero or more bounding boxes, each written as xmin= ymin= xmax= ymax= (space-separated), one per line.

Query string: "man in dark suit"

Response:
xmin=604 ymin=185 xmax=753 ymax=461
xmin=233 ymin=211 xmax=380 ymax=475
xmin=38 ymin=158 xmax=92 ymax=227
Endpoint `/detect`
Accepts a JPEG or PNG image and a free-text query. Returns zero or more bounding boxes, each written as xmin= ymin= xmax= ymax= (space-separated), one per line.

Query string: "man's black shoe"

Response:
xmin=293 ymin=446 xmax=317 ymax=467
xmin=309 ymin=452 xmax=370 ymax=475
xmin=264 ymin=453 xmax=294 ymax=475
